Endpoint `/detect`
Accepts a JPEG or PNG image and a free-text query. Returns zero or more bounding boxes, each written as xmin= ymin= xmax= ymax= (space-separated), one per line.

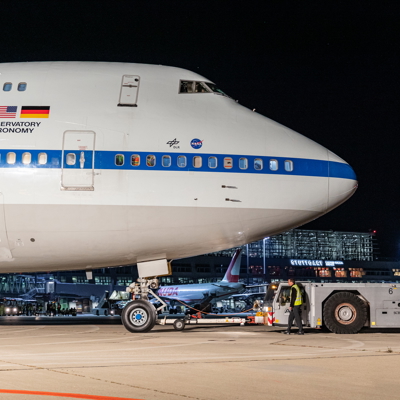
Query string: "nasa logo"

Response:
xmin=191 ymin=138 xmax=203 ymax=149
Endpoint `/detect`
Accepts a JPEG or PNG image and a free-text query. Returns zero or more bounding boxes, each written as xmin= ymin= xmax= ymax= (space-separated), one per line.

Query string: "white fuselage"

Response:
xmin=0 ymin=62 xmax=357 ymax=273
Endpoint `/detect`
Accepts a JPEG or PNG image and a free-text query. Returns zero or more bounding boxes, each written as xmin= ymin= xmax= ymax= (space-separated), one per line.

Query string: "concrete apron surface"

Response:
xmin=0 ymin=323 xmax=399 ymax=400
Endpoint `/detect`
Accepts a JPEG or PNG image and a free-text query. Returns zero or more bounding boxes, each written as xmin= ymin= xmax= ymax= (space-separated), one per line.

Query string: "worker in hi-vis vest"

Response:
xmin=284 ymin=278 xmax=304 ymax=335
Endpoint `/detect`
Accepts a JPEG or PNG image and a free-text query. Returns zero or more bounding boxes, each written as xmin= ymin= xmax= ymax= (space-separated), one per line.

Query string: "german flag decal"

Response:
xmin=20 ymin=106 xmax=50 ymax=118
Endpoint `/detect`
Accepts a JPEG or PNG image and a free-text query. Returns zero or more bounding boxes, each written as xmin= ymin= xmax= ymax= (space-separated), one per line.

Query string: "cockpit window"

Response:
xmin=204 ymin=82 xmax=228 ymax=97
xmin=194 ymin=82 xmax=209 ymax=93
xmin=179 ymin=80 xmax=229 ymax=97
xmin=180 ymin=81 xmax=209 ymax=93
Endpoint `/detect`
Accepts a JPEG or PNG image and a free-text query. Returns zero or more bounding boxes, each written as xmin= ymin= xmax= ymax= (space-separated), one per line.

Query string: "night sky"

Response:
xmin=2 ymin=1 xmax=399 ymax=257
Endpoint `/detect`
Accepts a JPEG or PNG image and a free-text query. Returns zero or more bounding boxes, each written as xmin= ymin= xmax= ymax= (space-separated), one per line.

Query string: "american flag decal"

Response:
xmin=0 ymin=106 xmax=17 ymax=118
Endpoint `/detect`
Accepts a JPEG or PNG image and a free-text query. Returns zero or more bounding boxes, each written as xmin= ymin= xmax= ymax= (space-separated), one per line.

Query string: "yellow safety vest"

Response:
xmin=291 ymin=284 xmax=303 ymax=306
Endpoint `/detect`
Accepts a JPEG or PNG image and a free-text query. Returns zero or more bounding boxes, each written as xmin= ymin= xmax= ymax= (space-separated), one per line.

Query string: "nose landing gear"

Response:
xmin=122 ymin=277 xmax=167 ymax=333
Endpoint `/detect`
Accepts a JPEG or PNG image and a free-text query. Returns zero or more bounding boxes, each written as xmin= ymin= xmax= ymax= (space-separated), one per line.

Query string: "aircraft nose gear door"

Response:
xmin=0 ymin=193 xmax=12 ymax=261
xmin=61 ymin=130 xmax=96 ymax=191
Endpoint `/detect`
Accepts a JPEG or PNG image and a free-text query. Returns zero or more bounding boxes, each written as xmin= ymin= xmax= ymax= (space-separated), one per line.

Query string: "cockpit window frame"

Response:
xmin=179 ymin=80 xmax=230 ymax=98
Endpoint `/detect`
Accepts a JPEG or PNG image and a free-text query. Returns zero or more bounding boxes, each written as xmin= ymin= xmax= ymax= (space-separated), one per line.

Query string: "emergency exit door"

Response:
xmin=61 ymin=131 xmax=96 ymax=191
xmin=118 ymin=75 xmax=140 ymax=106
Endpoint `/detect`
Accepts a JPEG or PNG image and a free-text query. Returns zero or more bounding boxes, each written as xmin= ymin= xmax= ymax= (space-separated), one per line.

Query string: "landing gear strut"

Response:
xmin=122 ymin=277 xmax=167 ymax=333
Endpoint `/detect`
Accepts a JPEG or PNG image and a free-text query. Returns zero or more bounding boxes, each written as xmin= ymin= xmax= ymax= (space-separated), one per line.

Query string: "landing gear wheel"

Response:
xmin=323 ymin=292 xmax=367 ymax=334
xmin=121 ymin=300 xmax=156 ymax=333
xmin=173 ymin=318 xmax=186 ymax=331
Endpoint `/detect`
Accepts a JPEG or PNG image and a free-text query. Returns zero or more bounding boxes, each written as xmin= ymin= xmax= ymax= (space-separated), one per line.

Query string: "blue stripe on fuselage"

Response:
xmin=0 ymin=149 xmax=356 ymax=180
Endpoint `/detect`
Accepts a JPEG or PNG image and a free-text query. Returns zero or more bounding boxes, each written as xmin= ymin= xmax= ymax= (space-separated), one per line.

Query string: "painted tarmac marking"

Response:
xmin=0 ymin=340 xmax=211 ymax=355
xmin=0 ymin=327 xmax=44 ymax=335
xmin=0 ymin=389 xmax=141 ymax=399
xmin=0 ymin=328 xmax=101 ymax=340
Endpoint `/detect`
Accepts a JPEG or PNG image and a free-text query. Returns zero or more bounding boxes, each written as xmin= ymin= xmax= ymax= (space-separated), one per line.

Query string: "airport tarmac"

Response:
xmin=0 ymin=316 xmax=399 ymax=400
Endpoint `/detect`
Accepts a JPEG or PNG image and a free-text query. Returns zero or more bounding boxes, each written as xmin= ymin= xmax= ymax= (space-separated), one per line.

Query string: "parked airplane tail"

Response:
xmin=222 ymin=249 xmax=242 ymax=283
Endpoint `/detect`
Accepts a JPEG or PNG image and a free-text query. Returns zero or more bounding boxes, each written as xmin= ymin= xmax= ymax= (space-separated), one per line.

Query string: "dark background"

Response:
xmin=1 ymin=1 xmax=399 ymax=257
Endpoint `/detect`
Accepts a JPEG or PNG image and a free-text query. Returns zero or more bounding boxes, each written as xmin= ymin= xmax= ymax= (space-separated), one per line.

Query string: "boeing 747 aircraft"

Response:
xmin=0 ymin=62 xmax=357 ymax=332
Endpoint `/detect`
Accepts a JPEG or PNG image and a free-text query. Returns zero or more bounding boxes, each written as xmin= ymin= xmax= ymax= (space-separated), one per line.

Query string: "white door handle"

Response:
xmin=79 ymin=152 xmax=85 ymax=169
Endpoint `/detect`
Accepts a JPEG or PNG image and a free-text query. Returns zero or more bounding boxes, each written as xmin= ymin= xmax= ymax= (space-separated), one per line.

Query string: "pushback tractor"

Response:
xmin=255 ymin=282 xmax=400 ymax=334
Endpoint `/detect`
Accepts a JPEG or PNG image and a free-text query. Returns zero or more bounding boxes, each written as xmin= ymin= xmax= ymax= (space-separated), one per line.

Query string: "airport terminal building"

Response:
xmin=170 ymin=229 xmax=399 ymax=285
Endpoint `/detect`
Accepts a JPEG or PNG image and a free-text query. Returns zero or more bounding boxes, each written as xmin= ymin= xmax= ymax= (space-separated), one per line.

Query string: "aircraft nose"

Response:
xmin=327 ymin=151 xmax=358 ymax=211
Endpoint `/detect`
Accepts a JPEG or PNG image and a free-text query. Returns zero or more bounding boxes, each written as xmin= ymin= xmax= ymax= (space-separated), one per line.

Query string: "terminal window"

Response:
xmin=349 ymin=268 xmax=364 ymax=278
xmin=334 ymin=268 xmax=347 ymax=278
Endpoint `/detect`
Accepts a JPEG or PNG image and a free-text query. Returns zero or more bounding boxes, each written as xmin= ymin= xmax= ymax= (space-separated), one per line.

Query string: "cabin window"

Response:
xmin=22 ymin=152 xmax=31 ymax=165
xmin=7 ymin=152 xmax=16 ymax=164
xmin=38 ymin=152 xmax=47 ymax=165
xmin=131 ymin=154 xmax=140 ymax=166
xmin=269 ymin=159 xmax=278 ymax=171
xmin=3 ymin=83 xmax=12 ymax=91
xmin=284 ymin=160 xmax=293 ymax=172
xmin=146 ymin=154 xmax=156 ymax=167
xmin=66 ymin=153 xmax=76 ymax=165
xmin=254 ymin=158 xmax=263 ymax=170
xmin=224 ymin=157 xmax=233 ymax=169
xmin=115 ymin=154 xmax=124 ymax=166
xmin=239 ymin=157 xmax=248 ymax=170
xmin=162 ymin=155 xmax=171 ymax=167
xmin=18 ymin=82 xmax=27 ymax=91
xmin=208 ymin=156 xmax=217 ymax=168
xmin=177 ymin=155 xmax=186 ymax=168
xmin=193 ymin=156 xmax=202 ymax=168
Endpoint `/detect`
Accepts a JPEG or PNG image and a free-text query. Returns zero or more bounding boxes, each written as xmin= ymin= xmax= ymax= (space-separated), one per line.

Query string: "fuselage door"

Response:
xmin=61 ymin=130 xmax=96 ymax=191
xmin=118 ymin=75 xmax=140 ymax=107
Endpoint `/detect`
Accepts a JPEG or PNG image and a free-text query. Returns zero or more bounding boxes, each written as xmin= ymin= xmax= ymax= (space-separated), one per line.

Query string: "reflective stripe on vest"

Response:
xmin=291 ymin=284 xmax=303 ymax=306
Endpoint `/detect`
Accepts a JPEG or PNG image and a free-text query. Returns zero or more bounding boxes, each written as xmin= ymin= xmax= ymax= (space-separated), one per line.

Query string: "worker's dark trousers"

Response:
xmin=287 ymin=305 xmax=303 ymax=332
